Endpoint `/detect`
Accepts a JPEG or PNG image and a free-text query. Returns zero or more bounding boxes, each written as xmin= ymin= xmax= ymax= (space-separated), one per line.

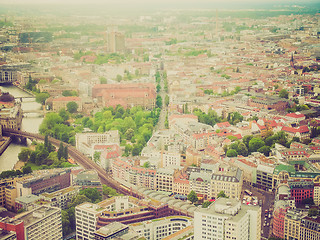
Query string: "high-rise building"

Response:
xmin=106 ymin=27 xmax=125 ymax=53
xmin=0 ymin=206 xmax=62 ymax=240
xmin=194 ymin=198 xmax=261 ymax=240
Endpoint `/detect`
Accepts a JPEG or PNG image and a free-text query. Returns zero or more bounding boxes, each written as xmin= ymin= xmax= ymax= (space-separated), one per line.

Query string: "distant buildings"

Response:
xmin=106 ymin=28 xmax=125 ymax=53
xmin=92 ymin=83 xmax=156 ymax=109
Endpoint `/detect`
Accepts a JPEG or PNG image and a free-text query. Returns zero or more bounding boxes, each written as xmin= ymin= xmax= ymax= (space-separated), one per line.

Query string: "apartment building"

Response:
xmin=76 ymin=131 xmax=120 ymax=156
xmin=0 ymin=206 xmax=62 ymax=240
xmin=314 ymin=176 xmax=320 ymax=206
xmin=76 ymin=202 xmax=104 ymax=240
xmin=162 ymin=151 xmax=181 ymax=168
xmin=131 ymin=216 xmax=193 ymax=240
xmin=256 ymin=164 xmax=274 ymax=191
xmin=15 ymin=194 xmax=41 ymax=212
xmin=40 ymin=186 xmax=80 ymax=209
xmin=94 ymin=222 xmax=131 ymax=240
xmin=172 ymin=170 xmax=190 ymax=196
xmin=156 ymin=168 xmax=174 ymax=192
xmin=16 ymin=169 xmax=71 ymax=197
xmin=210 ymin=166 xmax=243 ymax=200
xmin=194 ymin=198 xmax=261 ymax=240
xmin=111 ymin=158 xmax=156 ymax=190
xmin=74 ymin=170 xmax=102 ymax=192
xmin=284 ymin=209 xmax=304 ymax=240
xmin=189 ymin=172 xmax=211 ymax=199
xmin=300 ymin=216 xmax=320 ymax=240
xmin=76 ymin=196 xmax=170 ymax=240
xmin=288 ymin=180 xmax=314 ymax=204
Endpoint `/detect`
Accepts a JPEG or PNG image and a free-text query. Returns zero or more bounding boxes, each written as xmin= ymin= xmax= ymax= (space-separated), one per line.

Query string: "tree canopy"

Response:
xmin=187 ymin=190 xmax=198 ymax=204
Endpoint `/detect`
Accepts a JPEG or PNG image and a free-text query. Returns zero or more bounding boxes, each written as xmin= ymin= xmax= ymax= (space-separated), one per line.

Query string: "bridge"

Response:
xmin=2 ymin=128 xmax=194 ymax=217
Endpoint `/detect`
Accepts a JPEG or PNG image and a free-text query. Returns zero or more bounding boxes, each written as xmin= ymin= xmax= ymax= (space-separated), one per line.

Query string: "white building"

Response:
xmin=18 ymin=206 xmax=62 ymax=240
xmin=75 ymin=202 xmax=105 ymax=240
xmin=162 ymin=151 xmax=181 ymax=168
xmin=75 ymin=131 xmax=120 ymax=156
xmin=131 ymin=216 xmax=194 ymax=240
xmin=194 ymin=198 xmax=261 ymax=240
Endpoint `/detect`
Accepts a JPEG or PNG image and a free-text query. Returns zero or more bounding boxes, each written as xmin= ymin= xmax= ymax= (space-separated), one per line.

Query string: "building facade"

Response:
xmin=194 ymin=198 xmax=261 ymax=240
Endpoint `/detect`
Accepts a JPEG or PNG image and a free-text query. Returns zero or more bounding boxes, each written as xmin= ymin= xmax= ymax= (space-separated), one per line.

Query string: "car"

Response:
xmin=265 ymin=210 xmax=268 ymax=213
xmin=267 ymin=223 xmax=270 ymax=227
xmin=263 ymin=223 xmax=266 ymax=227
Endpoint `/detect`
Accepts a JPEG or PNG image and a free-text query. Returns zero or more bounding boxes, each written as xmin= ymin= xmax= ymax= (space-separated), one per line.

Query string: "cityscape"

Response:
xmin=0 ymin=1 xmax=319 ymax=240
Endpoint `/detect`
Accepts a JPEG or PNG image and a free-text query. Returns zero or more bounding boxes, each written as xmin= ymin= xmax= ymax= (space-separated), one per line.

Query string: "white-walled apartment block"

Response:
xmin=131 ymin=216 xmax=193 ymax=240
xmin=162 ymin=151 xmax=181 ymax=168
xmin=194 ymin=198 xmax=261 ymax=240
xmin=76 ymin=202 xmax=105 ymax=240
xmin=75 ymin=131 xmax=120 ymax=156
xmin=18 ymin=206 xmax=63 ymax=240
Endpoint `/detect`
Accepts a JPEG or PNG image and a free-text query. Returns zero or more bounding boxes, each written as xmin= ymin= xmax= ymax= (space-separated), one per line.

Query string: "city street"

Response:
xmin=242 ymin=181 xmax=275 ymax=239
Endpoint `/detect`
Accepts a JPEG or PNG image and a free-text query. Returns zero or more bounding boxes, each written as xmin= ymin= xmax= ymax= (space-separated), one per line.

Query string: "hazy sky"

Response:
xmin=1 ymin=0 xmax=319 ymax=13
xmin=1 ymin=0 xmax=319 ymax=4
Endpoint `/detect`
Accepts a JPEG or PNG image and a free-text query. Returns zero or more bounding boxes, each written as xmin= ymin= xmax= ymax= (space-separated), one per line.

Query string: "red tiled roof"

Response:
xmin=285 ymin=113 xmax=305 ymax=118
xmin=217 ymin=122 xmax=231 ymax=128
xmin=282 ymin=125 xmax=309 ymax=134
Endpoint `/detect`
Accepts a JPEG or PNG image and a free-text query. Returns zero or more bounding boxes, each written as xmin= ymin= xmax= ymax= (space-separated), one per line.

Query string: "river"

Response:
xmin=0 ymin=85 xmax=44 ymax=171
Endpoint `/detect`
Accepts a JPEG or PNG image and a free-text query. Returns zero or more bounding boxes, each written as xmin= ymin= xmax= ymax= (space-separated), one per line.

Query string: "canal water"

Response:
xmin=0 ymin=85 xmax=43 ymax=171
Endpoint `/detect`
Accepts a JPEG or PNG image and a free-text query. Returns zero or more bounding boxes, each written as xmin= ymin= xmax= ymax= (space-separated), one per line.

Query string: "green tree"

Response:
xmin=125 ymin=128 xmax=135 ymax=140
xmin=99 ymin=77 xmax=107 ymax=84
xmin=202 ymin=201 xmax=212 ymax=208
xmin=156 ymin=95 xmax=162 ymax=108
xmin=217 ymin=191 xmax=228 ymax=198
xmin=93 ymin=151 xmax=101 ymax=163
xmin=237 ymin=142 xmax=248 ymax=156
xmin=279 ymin=89 xmax=289 ymax=99
xmin=143 ymin=161 xmax=150 ymax=168
xmin=242 ymin=135 xmax=253 ymax=148
xmin=57 ymin=142 xmax=64 ymax=160
xmin=165 ymin=95 xmax=169 ymax=107
xmin=67 ymin=101 xmax=78 ymax=113
xmin=156 ymin=84 xmax=161 ymax=93
xmin=226 ymin=149 xmax=238 ymax=157
xmin=132 ymin=144 xmax=142 ymax=156
xmin=308 ymin=208 xmax=318 ymax=217
xmin=116 ymin=74 xmax=122 ymax=82
xmin=22 ymin=165 xmax=32 ymax=174
xmin=59 ymin=109 xmax=69 ymax=121
xmin=249 ymin=137 xmax=265 ymax=153
xmin=35 ymin=92 xmax=50 ymax=105
xmin=79 ymin=188 xmax=102 ymax=203
xmin=187 ymin=190 xmax=198 ymax=204
xmin=18 ymin=148 xmax=31 ymax=162
xmin=258 ymin=146 xmax=271 ymax=156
